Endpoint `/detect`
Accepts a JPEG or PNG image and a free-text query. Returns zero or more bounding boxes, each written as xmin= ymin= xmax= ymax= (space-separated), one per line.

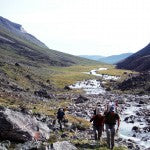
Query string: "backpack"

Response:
xmin=57 ymin=110 xmax=65 ymax=120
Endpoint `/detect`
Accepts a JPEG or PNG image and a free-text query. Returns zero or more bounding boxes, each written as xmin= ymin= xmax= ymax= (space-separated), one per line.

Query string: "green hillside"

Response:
xmin=0 ymin=17 xmax=103 ymax=95
xmin=0 ymin=26 xmax=100 ymax=67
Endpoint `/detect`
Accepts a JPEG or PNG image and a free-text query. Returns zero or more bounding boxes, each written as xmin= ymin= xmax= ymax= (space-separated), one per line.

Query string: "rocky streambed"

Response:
xmin=68 ymin=68 xmax=150 ymax=149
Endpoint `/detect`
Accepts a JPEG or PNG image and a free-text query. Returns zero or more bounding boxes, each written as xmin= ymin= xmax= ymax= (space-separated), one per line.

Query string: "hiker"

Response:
xmin=94 ymin=102 xmax=102 ymax=114
xmin=57 ymin=108 xmax=65 ymax=131
xmin=106 ymin=100 xmax=118 ymax=113
xmin=90 ymin=107 xmax=104 ymax=141
xmin=104 ymin=106 xmax=120 ymax=150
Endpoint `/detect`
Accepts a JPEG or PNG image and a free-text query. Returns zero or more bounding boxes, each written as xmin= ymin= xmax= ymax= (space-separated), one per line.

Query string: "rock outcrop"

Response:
xmin=0 ymin=111 xmax=32 ymax=143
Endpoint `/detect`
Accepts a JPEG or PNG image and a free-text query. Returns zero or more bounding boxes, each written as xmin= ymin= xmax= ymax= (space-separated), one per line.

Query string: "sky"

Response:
xmin=0 ymin=0 xmax=150 ymax=56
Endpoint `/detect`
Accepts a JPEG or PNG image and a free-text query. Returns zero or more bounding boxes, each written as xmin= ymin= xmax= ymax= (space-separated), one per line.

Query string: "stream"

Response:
xmin=69 ymin=68 xmax=150 ymax=149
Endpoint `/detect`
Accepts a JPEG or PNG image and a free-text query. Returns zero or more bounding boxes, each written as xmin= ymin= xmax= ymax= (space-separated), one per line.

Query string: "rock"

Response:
xmin=0 ymin=141 xmax=11 ymax=150
xmin=46 ymin=79 xmax=50 ymax=83
xmin=143 ymin=126 xmax=150 ymax=133
xmin=15 ymin=63 xmax=20 ymax=66
xmin=16 ymin=141 xmax=46 ymax=150
xmin=34 ymin=89 xmax=52 ymax=99
xmin=124 ymin=115 xmax=135 ymax=123
xmin=9 ymin=84 xmax=24 ymax=92
xmin=129 ymin=120 xmax=134 ymax=123
xmin=74 ymin=95 xmax=89 ymax=104
xmin=19 ymin=106 xmax=29 ymax=114
xmin=61 ymin=133 xmax=68 ymax=138
xmin=53 ymin=141 xmax=77 ymax=150
xmin=106 ymin=87 xmax=111 ymax=91
xmin=124 ymin=117 xmax=129 ymax=122
xmin=0 ymin=112 xmax=32 ymax=143
xmin=139 ymin=101 xmax=145 ymax=104
xmin=25 ymin=75 xmax=31 ymax=80
xmin=0 ymin=145 xmax=7 ymax=150
xmin=64 ymin=86 xmax=72 ymax=90
xmin=132 ymin=134 xmax=136 ymax=137
xmin=132 ymin=126 xmax=139 ymax=132
xmin=127 ymin=142 xmax=136 ymax=149
xmin=0 ymin=106 xmax=5 ymax=111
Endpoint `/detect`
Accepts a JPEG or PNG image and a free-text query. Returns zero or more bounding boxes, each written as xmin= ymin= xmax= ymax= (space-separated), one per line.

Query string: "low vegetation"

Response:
xmin=96 ymin=66 xmax=136 ymax=77
xmin=71 ymin=139 xmax=128 ymax=150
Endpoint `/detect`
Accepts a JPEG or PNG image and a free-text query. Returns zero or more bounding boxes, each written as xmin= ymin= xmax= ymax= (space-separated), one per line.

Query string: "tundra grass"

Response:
xmin=71 ymin=139 xmax=128 ymax=150
xmin=96 ymin=66 xmax=135 ymax=77
xmin=49 ymin=64 xmax=110 ymax=88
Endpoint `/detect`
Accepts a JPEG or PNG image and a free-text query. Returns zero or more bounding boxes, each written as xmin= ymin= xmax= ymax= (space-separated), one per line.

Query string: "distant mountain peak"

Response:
xmin=0 ymin=16 xmax=26 ymax=33
xmin=79 ymin=53 xmax=133 ymax=64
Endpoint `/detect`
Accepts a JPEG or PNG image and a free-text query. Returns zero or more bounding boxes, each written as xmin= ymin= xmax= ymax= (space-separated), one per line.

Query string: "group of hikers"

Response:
xmin=90 ymin=101 xmax=120 ymax=150
xmin=56 ymin=100 xmax=120 ymax=150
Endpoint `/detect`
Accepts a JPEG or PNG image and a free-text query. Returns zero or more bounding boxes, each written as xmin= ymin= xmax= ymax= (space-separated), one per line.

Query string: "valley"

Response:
xmin=1 ymin=64 xmax=150 ymax=150
xmin=0 ymin=16 xmax=150 ymax=150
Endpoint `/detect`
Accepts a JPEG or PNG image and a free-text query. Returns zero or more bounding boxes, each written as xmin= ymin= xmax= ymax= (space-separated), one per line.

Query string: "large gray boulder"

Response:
xmin=53 ymin=141 xmax=77 ymax=150
xmin=0 ymin=112 xmax=32 ymax=143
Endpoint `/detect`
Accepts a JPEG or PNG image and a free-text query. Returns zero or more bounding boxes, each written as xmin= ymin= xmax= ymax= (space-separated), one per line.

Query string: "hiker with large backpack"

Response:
xmin=104 ymin=106 xmax=120 ymax=150
xmin=106 ymin=100 xmax=118 ymax=113
xmin=57 ymin=108 xmax=65 ymax=131
xmin=90 ymin=107 xmax=105 ymax=142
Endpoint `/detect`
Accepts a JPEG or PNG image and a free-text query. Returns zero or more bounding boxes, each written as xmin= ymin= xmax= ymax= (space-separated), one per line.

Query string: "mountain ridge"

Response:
xmin=79 ymin=55 xmax=104 ymax=61
xmin=0 ymin=16 xmax=100 ymax=67
xmin=117 ymin=43 xmax=150 ymax=71
xmin=79 ymin=53 xmax=133 ymax=64
xmin=98 ymin=53 xmax=133 ymax=64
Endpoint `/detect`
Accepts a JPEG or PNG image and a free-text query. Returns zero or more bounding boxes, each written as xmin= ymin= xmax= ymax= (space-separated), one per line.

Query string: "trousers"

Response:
xmin=105 ymin=124 xmax=115 ymax=149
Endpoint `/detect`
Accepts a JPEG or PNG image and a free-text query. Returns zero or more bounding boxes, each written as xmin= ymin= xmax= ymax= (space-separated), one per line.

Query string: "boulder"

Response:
xmin=34 ymin=89 xmax=52 ymax=99
xmin=64 ymin=86 xmax=72 ymax=91
xmin=15 ymin=63 xmax=20 ymax=66
xmin=0 ymin=112 xmax=32 ymax=143
xmin=143 ymin=126 xmax=150 ymax=133
xmin=75 ymin=95 xmax=89 ymax=104
xmin=25 ymin=75 xmax=31 ymax=80
xmin=53 ymin=141 xmax=77 ymax=150
xmin=139 ymin=100 xmax=145 ymax=104
xmin=0 ymin=141 xmax=10 ymax=150
xmin=132 ymin=126 xmax=140 ymax=132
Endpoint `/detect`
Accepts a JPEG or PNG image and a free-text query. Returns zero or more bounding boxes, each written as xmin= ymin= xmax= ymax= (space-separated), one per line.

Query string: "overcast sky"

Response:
xmin=0 ymin=0 xmax=150 ymax=56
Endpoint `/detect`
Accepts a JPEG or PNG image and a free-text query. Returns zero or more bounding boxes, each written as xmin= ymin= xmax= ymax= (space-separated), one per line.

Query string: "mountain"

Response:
xmin=98 ymin=53 xmax=133 ymax=64
xmin=0 ymin=16 xmax=47 ymax=48
xmin=117 ymin=43 xmax=150 ymax=71
xmin=79 ymin=55 xmax=104 ymax=61
xmin=79 ymin=53 xmax=133 ymax=64
xmin=0 ymin=16 xmax=99 ymax=67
